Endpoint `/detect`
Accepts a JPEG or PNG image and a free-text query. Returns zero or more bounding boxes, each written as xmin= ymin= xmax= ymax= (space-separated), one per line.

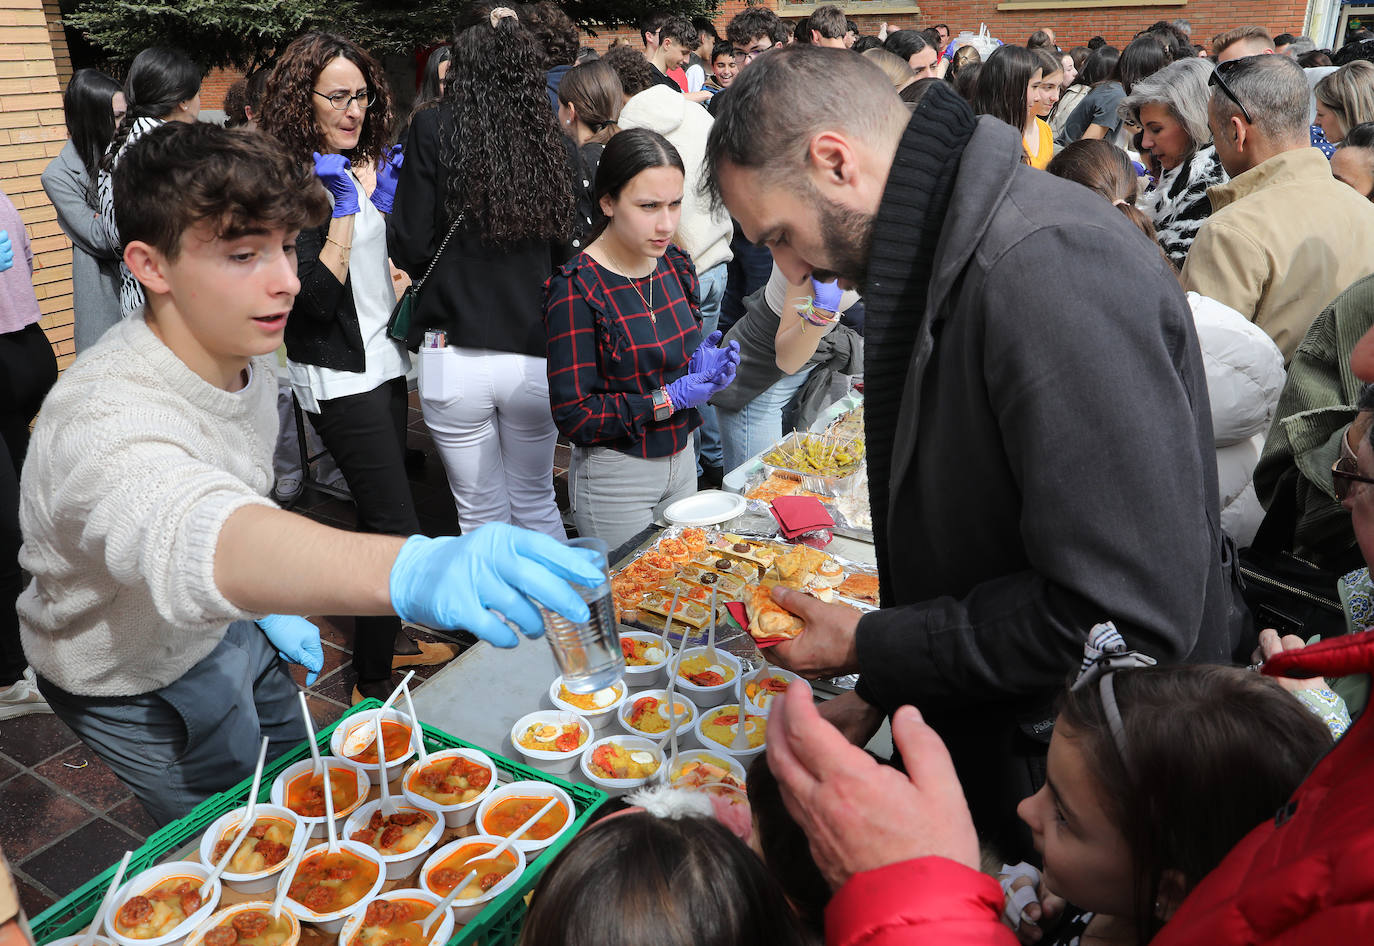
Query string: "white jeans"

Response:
xmin=419 ymin=347 xmax=566 ymax=539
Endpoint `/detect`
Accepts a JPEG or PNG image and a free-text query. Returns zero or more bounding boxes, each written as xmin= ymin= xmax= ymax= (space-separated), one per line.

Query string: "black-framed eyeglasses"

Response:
xmin=1208 ymin=63 xmax=1253 ymax=126
xmin=1332 ymin=456 xmax=1374 ymax=501
xmin=313 ymin=88 xmax=371 ymax=111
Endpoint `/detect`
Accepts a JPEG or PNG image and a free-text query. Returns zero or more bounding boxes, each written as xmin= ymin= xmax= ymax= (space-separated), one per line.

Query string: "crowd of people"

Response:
xmin=5 ymin=2 xmax=1374 ymax=943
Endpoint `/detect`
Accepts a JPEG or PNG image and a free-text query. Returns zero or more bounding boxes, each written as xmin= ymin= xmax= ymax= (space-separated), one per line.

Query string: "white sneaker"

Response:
xmin=0 ymin=667 xmax=53 ymax=721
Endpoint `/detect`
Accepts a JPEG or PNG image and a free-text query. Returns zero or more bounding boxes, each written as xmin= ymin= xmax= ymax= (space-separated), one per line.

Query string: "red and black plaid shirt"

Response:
xmin=544 ymin=245 xmax=702 ymax=458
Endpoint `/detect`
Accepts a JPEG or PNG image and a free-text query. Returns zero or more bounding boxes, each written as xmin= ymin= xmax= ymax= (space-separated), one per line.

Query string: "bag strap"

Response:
xmin=412 ymin=213 xmax=464 ymax=293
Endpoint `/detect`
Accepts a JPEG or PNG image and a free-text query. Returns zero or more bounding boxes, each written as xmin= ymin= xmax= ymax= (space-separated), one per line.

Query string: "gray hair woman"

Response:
xmin=1119 ymin=57 xmax=1226 ymax=269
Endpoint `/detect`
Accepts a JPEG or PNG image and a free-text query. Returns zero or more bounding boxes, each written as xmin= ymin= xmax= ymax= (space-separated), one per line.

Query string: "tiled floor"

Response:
xmin=2 ymin=392 xmax=574 ymax=922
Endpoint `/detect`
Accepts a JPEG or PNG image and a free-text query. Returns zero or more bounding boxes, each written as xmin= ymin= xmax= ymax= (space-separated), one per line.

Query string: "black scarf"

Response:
xmin=861 ymin=83 xmax=979 ymax=607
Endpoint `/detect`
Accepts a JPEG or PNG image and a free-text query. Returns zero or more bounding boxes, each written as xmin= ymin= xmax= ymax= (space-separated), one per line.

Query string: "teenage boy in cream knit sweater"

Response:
xmin=17 ymin=123 xmax=602 ymax=826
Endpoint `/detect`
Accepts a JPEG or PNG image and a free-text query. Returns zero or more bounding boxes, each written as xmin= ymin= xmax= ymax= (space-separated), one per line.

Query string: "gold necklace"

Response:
xmin=605 ymin=246 xmax=657 ymax=323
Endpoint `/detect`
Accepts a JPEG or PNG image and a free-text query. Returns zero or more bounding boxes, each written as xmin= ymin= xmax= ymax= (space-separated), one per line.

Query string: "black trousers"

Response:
xmin=307 ymin=376 xmax=423 ymax=683
xmin=0 ymin=322 xmax=58 ymax=685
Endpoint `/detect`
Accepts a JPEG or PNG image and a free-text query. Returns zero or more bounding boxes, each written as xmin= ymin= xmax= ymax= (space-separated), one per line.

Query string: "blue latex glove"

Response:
xmin=371 ymin=145 xmax=404 ymax=215
xmin=312 ymin=151 xmax=360 ymax=218
xmin=0 ymin=231 xmax=12 ymax=273
xmin=811 ymin=277 xmax=843 ymax=313
xmin=257 ymin=614 xmax=324 ymax=685
xmin=389 ymin=524 xmax=606 ymax=648
xmin=664 ymin=357 xmax=739 ymax=411
xmin=687 ymin=330 xmax=742 ymax=380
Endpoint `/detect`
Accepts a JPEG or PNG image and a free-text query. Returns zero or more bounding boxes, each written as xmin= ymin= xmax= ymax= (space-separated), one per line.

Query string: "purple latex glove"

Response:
xmin=811 ymin=277 xmax=843 ymax=313
xmin=312 ymin=151 xmax=360 ymax=218
xmin=371 ymin=144 xmax=404 ymax=215
xmin=687 ymin=330 xmax=742 ymax=380
xmin=664 ymin=355 xmax=740 ymax=412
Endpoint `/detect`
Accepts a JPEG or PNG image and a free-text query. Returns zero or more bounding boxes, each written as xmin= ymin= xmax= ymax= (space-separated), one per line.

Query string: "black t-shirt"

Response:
xmin=652 ymin=69 xmax=682 ymax=92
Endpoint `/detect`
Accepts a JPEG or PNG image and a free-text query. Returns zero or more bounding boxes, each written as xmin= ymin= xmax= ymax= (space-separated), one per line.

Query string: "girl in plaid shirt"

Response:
xmin=545 ymin=129 xmax=740 ymax=546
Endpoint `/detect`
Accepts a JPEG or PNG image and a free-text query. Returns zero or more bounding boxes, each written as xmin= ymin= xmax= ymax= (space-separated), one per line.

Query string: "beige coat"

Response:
xmin=1181 ymin=147 xmax=1374 ymax=361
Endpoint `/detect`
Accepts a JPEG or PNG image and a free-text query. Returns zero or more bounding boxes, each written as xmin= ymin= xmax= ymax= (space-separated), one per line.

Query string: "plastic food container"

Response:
xmin=547 ymin=676 xmax=626 ymax=730
xmin=474 ymin=780 xmax=575 ymax=855
xmin=104 ymin=861 xmax=222 ymax=946
xmin=329 ymin=707 xmax=416 ymax=784
xmin=579 ymin=735 xmax=666 ymax=797
xmin=184 ymin=901 xmax=300 ymax=946
xmin=761 ymin=431 xmax=865 ymax=498
xmin=342 ymin=798 xmax=445 ymax=880
xmin=280 ymin=840 xmax=387 ymax=935
xmin=400 ymin=747 xmax=498 ymax=828
xmin=618 ymin=631 xmax=673 ymax=689
xmin=693 ymin=704 xmax=767 ymax=763
xmin=742 ymin=667 xmax=803 ymax=716
xmin=269 ymin=757 xmax=370 ymax=839
xmin=672 ymin=648 xmax=742 ymax=709
xmin=337 ymin=888 xmax=454 ymax=946
xmin=418 ymin=835 xmax=527 ymax=924
xmin=668 ymin=749 xmax=748 ymax=789
xmin=196 ymin=804 xmax=301 ymax=894
xmin=617 ymin=689 xmax=697 ymax=741
xmin=508 ymin=710 xmax=592 ymax=775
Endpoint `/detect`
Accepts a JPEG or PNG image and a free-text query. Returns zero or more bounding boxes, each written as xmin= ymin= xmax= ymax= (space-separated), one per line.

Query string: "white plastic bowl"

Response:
xmin=342 ymin=799 xmax=445 ymax=880
xmin=668 ymin=749 xmax=748 ymax=789
xmin=418 ymin=835 xmax=527 ymax=924
xmin=693 ymin=703 xmax=767 ymax=762
xmin=743 ymin=667 xmax=804 ymax=716
xmin=617 ymin=689 xmax=697 ymax=740
xmin=672 ymin=648 xmax=742 ymax=708
xmin=337 ymin=888 xmax=454 ymax=946
xmin=619 ymin=631 xmax=673 ymax=688
xmin=329 ymin=708 xmax=417 ymax=784
xmin=269 ymin=757 xmax=370 ymax=839
xmin=548 ymin=676 xmax=626 ymax=730
xmin=104 ymin=861 xmax=222 ymax=946
xmin=400 ymin=747 xmax=498 ymax=828
xmin=280 ymin=840 xmax=387 ymax=935
xmin=45 ymin=938 xmax=115 ymax=946
xmin=473 ymin=780 xmax=575 ymax=855
xmin=184 ymin=901 xmax=300 ymax=946
xmin=579 ymin=735 xmax=667 ymax=796
xmin=196 ymin=804 xmax=301 ymax=895
xmin=508 ymin=710 xmax=592 ymax=775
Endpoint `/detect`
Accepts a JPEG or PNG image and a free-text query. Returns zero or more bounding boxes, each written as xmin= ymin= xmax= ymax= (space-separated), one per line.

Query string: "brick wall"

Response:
xmin=1 ymin=0 xmax=73 ymax=368
xmin=200 ymin=67 xmax=243 ymax=110
xmin=585 ymin=0 xmax=1308 ymax=51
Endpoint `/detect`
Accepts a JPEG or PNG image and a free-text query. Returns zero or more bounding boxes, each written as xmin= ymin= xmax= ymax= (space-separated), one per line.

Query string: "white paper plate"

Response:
xmin=662 ymin=490 xmax=747 ymax=526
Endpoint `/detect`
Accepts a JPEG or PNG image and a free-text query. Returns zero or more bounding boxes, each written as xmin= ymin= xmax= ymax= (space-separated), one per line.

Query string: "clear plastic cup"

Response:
xmin=541 ymin=537 xmax=625 ymax=694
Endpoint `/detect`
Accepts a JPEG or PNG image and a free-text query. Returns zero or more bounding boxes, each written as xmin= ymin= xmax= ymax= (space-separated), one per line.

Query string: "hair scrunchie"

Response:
xmin=490 ymin=6 xmax=518 ymax=28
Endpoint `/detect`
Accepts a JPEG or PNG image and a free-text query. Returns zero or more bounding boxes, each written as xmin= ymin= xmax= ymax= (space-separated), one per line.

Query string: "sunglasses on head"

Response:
xmin=1208 ymin=61 xmax=1254 ymax=126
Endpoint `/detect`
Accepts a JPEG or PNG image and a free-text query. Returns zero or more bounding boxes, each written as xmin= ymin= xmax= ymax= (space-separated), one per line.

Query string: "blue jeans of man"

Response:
xmin=695 ymin=262 xmax=727 ymax=474
xmin=717 ymin=364 xmax=815 ymax=473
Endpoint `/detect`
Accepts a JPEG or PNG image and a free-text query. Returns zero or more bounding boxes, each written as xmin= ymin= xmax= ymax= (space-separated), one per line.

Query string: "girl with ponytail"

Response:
xmin=557 ymin=59 xmax=624 ymax=246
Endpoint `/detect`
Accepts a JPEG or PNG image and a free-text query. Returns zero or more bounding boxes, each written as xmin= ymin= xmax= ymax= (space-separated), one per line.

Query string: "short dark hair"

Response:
xmin=517 ymin=812 xmax=813 ymax=946
xmin=692 ymin=16 xmax=718 ymax=41
xmin=1274 ymin=32 xmax=1297 ymax=46
xmin=638 ymin=9 xmax=671 ymax=45
xmin=711 ymin=41 xmax=736 ymax=64
xmin=847 ymin=19 xmax=860 ymax=36
xmin=1118 ymin=34 xmax=1170 ymax=94
xmin=1300 ymin=49 xmax=1335 ymax=68
xmin=792 ymin=16 xmax=811 ymax=45
xmin=222 ymin=79 xmax=248 ymax=128
xmin=602 ymin=44 xmax=661 ymax=97
xmin=852 ymin=35 xmax=883 ymax=54
xmin=809 ymin=4 xmax=847 ymax=40
xmin=113 ymin=122 xmax=328 ymax=261
xmin=1211 ymin=25 xmax=1274 ymax=58
xmin=1028 ymin=29 xmax=1055 ymax=49
xmin=1145 ymin=21 xmax=1193 ymax=60
xmin=725 ymin=6 xmax=789 ymax=48
xmin=244 ymin=67 xmax=269 ymax=115
xmin=658 ymin=15 xmax=699 ymax=50
xmin=1059 ymin=664 xmax=1329 ymax=944
xmin=519 ymin=1 xmax=580 ymax=68
xmin=1088 ymin=35 xmax=1107 ymax=50
xmin=920 ymin=28 xmax=943 ymax=50
xmin=884 ymin=29 xmax=930 ymax=62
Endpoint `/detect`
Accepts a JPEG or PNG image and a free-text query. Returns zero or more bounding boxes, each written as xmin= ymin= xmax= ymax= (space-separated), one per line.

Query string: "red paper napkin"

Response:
xmin=725 ymin=600 xmax=792 ymax=649
xmin=771 ymin=495 xmax=834 ymax=539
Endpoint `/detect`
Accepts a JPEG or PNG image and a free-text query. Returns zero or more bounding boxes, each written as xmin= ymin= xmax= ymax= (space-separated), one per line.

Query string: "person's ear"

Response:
xmin=124 ymin=240 xmax=173 ymax=297
xmin=1230 ymin=114 xmax=1249 ymax=151
xmin=565 ymin=101 xmax=578 ymax=126
xmin=598 ymin=193 xmax=615 ymax=220
xmin=808 ymin=130 xmax=858 ymax=190
xmin=1155 ymin=869 xmax=1188 ymax=922
xmin=811 ymin=29 xmax=823 ymax=44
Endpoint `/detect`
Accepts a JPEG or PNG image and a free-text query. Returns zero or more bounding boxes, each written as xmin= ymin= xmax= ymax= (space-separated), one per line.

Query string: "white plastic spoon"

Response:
xmin=321 ymin=752 xmax=341 ymax=853
xmin=340 ymin=670 xmax=417 ymax=758
xmin=200 ymin=737 xmax=269 ymax=898
xmin=401 ymin=682 xmax=429 ymax=764
xmin=731 ymin=668 xmax=752 ymax=752
xmin=297 ymin=691 xmax=324 ymax=777
xmin=375 ymin=715 xmax=399 ymax=818
xmin=703 ymin=588 xmax=726 ymax=677
xmin=269 ymin=830 xmax=310 ymax=919
xmin=82 ymin=850 xmax=131 ymax=946
xmin=420 ymin=869 xmax=477 ymax=937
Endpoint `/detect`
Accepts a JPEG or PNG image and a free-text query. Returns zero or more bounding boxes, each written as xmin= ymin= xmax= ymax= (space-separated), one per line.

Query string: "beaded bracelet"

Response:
xmin=796 ymin=295 xmax=838 ymax=329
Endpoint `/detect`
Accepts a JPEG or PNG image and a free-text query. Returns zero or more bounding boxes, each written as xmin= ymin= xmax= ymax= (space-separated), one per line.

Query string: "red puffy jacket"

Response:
xmin=828 ymin=633 xmax=1374 ymax=946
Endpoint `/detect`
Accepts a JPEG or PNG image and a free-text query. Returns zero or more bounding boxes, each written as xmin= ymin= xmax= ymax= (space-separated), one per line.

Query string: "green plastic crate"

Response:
xmin=30 ymin=699 xmax=607 ymax=946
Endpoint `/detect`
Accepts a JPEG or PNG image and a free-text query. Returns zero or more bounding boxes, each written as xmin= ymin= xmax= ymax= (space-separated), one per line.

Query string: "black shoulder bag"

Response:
xmin=387 ymin=213 xmax=463 ymax=346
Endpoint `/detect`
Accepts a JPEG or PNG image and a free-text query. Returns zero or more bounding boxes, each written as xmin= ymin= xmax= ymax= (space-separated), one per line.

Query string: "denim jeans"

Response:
xmin=695 ymin=262 xmax=728 ymax=474
xmin=717 ymin=364 xmax=815 ymax=473
xmin=571 ymin=438 xmax=697 ymax=549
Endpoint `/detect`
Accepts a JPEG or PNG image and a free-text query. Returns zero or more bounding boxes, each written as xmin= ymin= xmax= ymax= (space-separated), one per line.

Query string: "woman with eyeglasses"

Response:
xmin=261 ymin=32 xmax=454 ymax=703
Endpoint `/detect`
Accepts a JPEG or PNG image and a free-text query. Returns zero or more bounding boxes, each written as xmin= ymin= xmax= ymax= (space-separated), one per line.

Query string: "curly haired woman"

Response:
xmin=390 ymin=5 xmax=576 ymax=540
xmin=261 ymin=32 xmax=455 ymax=702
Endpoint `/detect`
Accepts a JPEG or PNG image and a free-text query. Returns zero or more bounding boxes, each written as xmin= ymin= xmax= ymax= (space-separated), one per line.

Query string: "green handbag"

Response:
xmin=387 ymin=213 xmax=463 ymax=346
